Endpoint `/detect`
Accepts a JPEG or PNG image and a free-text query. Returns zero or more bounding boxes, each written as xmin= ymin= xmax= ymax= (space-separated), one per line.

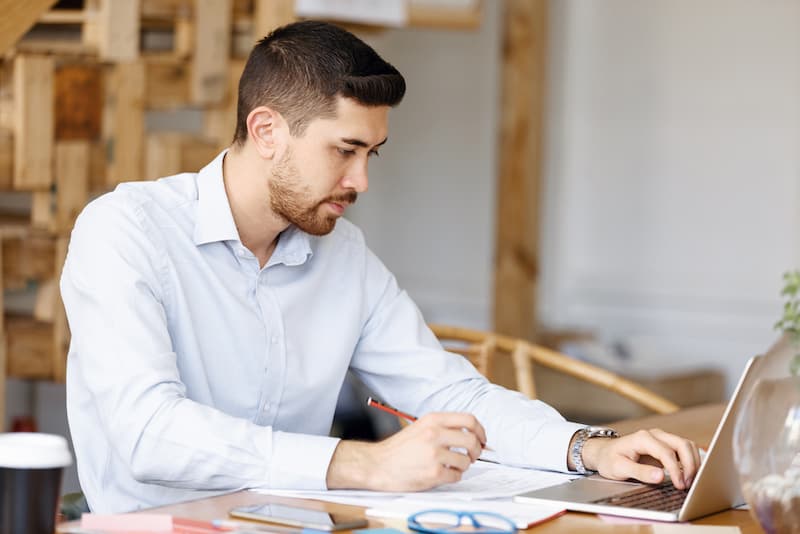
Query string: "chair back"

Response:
xmin=429 ymin=324 xmax=679 ymax=415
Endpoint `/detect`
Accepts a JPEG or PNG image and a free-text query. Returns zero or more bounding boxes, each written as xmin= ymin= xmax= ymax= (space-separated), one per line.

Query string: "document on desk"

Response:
xmin=254 ymin=462 xmax=573 ymax=529
xmin=254 ymin=463 xmax=576 ymax=528
xmin=256 ymin=461 xmax=579 ymax=500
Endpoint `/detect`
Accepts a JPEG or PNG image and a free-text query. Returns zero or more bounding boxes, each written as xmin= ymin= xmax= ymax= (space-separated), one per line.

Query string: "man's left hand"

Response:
xmin=578 ymin=429 xmax=701 ymax=489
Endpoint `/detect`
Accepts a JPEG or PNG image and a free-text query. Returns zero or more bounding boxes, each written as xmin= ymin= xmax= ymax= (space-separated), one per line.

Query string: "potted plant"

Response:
xmin=775 ymin=270 xmax=800 ymax=376
xmin=732 ymin=270 xmax=800 ymax=534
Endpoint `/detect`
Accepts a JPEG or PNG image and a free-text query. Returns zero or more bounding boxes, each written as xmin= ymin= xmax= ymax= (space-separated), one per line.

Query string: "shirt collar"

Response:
xmin=194 ymin=149 xmax=314 ymax=267
xmin=194 ymin=150 xmax=240 ymax=246
xmin=269 ymin=225 xmax=314 ymax=267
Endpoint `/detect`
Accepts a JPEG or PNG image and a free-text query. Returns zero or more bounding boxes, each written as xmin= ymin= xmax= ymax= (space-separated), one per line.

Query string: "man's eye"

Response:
xmin=368 ymin=149 xmax=380 ymax=158
xmin=337 ymin=148 xmax=356 ymax=156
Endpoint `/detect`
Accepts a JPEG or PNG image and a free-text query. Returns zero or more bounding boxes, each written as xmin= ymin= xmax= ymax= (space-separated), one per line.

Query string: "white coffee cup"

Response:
xmin=0 ymin=433 xmax=73 ymax=534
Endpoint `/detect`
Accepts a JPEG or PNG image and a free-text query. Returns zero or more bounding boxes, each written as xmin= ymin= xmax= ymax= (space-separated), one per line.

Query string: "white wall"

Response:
xmin=540 ymin=0 xmax=800 ymax=389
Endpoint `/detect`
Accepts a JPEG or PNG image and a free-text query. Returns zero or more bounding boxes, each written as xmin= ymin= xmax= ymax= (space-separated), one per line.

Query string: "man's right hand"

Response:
xmin=326 ymin=412 xmax=487 ymax=491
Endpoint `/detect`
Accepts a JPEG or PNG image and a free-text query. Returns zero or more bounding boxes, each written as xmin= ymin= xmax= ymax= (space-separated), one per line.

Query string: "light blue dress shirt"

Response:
xmin=61 ymin=151 xmax=584 ymax=513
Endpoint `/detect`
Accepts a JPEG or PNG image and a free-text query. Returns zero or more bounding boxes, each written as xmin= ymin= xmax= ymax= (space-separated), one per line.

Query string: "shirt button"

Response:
xmin=238 ymin=249 xmax=248 ymax=257
xmin=271 ymin=337 xmax=278 ymax=344
xmin=263 ymin=403 xmax=270 ymax=412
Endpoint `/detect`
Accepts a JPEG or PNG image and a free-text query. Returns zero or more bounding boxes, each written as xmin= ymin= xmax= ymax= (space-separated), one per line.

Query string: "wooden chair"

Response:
xmin=429 ymin=324 xmax=679 ymax=415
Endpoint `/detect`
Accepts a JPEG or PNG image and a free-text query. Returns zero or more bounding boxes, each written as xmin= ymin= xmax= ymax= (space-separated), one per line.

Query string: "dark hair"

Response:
xmin=233 ymin=21 xmax=406 ymax=145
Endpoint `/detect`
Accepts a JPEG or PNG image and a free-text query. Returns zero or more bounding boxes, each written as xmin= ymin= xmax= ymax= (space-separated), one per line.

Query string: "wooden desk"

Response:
xmin=63 ymin=404 xmax=761 ymax=533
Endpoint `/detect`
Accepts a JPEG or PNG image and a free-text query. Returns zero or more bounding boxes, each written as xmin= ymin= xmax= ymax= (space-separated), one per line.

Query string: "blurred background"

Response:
xmin=1 ymin=0 xmax=798 ymax=495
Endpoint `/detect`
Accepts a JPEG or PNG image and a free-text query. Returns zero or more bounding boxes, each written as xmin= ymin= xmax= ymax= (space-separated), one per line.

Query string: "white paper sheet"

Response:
xmin=255 ymin=461 xmax=579 ymax=501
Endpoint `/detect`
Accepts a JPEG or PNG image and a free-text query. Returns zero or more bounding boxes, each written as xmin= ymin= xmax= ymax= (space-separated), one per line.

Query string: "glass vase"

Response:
xmin=732 ymin=375 xmax=800 ymax=533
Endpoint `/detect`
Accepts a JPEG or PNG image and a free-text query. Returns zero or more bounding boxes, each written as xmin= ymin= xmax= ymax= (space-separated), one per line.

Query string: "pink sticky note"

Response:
xmin=81 ymin=513 xmax=173 ymax=532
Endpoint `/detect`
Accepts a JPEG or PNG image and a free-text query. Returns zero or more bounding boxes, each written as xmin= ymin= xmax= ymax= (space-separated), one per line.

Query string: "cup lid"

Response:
xmin=0 ymin=433 xmax=72 ymax=468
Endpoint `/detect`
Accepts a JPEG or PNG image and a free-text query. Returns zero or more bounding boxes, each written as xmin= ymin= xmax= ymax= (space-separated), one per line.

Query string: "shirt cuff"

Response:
xmin=529 ymin=420 xmax=586 ymax=472
xmin=269 ymin=432 xmax=341 ymax=490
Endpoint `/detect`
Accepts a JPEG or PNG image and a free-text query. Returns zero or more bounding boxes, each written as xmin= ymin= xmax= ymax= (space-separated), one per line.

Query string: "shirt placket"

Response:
xmin=253 ymin=266 xmax=287 ymax=427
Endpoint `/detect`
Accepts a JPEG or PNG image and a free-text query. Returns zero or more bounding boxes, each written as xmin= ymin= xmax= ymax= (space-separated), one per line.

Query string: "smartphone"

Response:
xmin=229 ymin=503 xmax=368 ymax=531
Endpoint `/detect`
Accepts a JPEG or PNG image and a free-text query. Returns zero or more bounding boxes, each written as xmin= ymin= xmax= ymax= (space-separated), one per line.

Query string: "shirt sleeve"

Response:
xmin=349 ymin=246 xmax=584 ymax=472
xmin=61 ymin=195 xmax=339 ymax=493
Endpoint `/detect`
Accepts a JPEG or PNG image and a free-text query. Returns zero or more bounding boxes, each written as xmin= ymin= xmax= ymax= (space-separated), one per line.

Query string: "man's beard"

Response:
xmin=268 ymin=150 xmax=357 ymax=236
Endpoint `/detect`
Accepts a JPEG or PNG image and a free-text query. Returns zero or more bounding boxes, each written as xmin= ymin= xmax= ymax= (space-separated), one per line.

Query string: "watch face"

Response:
xmin=586 ymin=426 xmax=618 ymax=437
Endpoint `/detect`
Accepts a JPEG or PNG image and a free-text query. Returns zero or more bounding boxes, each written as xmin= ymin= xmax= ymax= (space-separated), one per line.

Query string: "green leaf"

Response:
xmin=777 ymin=270 xmax=800 ymax=374
xmin=791 ymin=354 xmax=800 ymax=376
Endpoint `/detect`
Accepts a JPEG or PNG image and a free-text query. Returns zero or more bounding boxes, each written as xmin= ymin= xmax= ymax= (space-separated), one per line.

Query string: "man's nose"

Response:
xmin=342 ymin=159 xmax=369 ymax=193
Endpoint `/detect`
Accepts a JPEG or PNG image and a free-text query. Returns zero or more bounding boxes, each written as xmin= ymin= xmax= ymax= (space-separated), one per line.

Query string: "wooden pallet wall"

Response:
xmin=0 ymin=0 xmax=297 ymax=431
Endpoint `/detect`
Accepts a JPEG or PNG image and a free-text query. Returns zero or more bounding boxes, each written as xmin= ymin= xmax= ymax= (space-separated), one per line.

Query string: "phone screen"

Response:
xmin=230 ymin=503 xmax=368 ymax=531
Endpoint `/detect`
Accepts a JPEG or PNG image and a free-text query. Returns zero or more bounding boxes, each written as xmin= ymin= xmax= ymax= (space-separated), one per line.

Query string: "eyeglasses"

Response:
xmin=407 ymin=509 xmax=517 ymax=534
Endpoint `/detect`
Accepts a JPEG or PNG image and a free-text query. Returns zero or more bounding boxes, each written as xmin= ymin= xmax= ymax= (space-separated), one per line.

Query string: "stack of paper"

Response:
xmin=256 ymin=461 xmax=577 ymax=528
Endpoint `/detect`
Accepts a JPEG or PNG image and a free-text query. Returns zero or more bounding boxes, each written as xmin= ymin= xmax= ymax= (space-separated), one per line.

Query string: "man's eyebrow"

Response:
xmin=341 ymin=137 xmax=388 ymax=148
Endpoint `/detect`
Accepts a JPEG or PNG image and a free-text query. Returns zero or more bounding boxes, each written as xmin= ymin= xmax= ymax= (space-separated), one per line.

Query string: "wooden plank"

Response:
xmin=0 ymin=103 xmax=10 ymax=134
xmin=31 ymin=191 xmax=55 ymax=233
xmin=145 ymin=133 xmax=182 ymax=181
xmin=0 ymin=224 xmax=29 ymax=240
xmin=55 ymin=141 xmax=90 ymax=233
xmin=140 ymin=0 xmax=187 ymax=21
xmin=0 ymin=239 xmax=4 ymax=431
xmin=144 ymin=133 xmax=217 ymax=178
xmin=0 ymin=335 xmax=5 ymax=430
xmin=38 ymin=9 xmax=86 ymax=24
xmin=173 ymin=14 xmax=194 ymax=60
xmin=0 ymin=0 xmax=58 ymax=55
xmin=33 ymin=141 xmax=90 ymax=234
xmin=0 ymin=61 xmax=12 ymax=131
xmin=52 ymin=237 xmax=69 ymax=382
xmin=204 ymin=58 xmax=245 ymax=150
xmin=253 ymin=0 xmax=295 ymax=41
xmin=180 ymin=137 xmax=220 ymax=173
xmin=55 ymin=63 xmax=102 ymax=140
xmin=146 ymin=133 xmax=219 ymax=180
xmin=0 ymin=129 xmax=12 ymax=189
xmin=408 ymin=0 xmax=482 ymax=30
xmin=192 ymin=0 xmax=232 ymax=105
xmin=11 ymin=40 xmax=97 ymax=56
xmin=232 ymin=0 xmax=250 ymax=18
xmin=88 ymin=139 xmax=108 ymax=193
xmin=13 ymin=54 xmax=54 ymax=190
xmin=493 ymin=0 xmax=547 ymax=339
xmin=92 ymin=0 xmax=141 ymax=61
xmin=108 ymin=61 xmax=144 ymax=186
xmin=145 ymin=57 xmax=190 ymax=110
xmin=2 ymin=235 xmax=56 ymax=289
xmin=5 ymin=315 xmax=53 ymax=380
xmin=33 ymin=278 xmax=58 ymax=323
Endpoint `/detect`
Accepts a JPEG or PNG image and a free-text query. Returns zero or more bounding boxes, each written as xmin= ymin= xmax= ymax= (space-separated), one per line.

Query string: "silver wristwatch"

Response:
xmin=570 ymin=426 xmax=619 ymax=474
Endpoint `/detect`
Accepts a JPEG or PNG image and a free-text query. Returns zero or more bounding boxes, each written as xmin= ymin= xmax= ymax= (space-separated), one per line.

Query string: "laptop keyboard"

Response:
xmin=591 ymin=483 xmax=689 ymax=512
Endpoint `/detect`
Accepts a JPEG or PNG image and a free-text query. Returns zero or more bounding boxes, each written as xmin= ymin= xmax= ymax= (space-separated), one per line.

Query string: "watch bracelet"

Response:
xmin=570 ymin=427 xmax=620 ymax=475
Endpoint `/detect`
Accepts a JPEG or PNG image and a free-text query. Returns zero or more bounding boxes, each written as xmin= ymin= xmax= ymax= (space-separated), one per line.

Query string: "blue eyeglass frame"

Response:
xmin=407 ymin=509 xmax=517 ymax=534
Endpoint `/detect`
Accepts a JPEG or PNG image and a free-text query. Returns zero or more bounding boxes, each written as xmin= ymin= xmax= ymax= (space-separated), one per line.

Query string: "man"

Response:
xmin=61 ymin=21 xmax=699 ymax=513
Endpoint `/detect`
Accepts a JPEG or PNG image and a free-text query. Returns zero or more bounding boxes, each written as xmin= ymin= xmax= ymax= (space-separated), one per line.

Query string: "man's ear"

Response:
xmin=246 ymin=106 xmax=287 ymax=159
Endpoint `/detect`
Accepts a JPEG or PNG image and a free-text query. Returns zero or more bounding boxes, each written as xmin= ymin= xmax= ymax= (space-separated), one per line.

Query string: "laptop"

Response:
xmin=513 ymin=336 xmax=791 ymax=522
